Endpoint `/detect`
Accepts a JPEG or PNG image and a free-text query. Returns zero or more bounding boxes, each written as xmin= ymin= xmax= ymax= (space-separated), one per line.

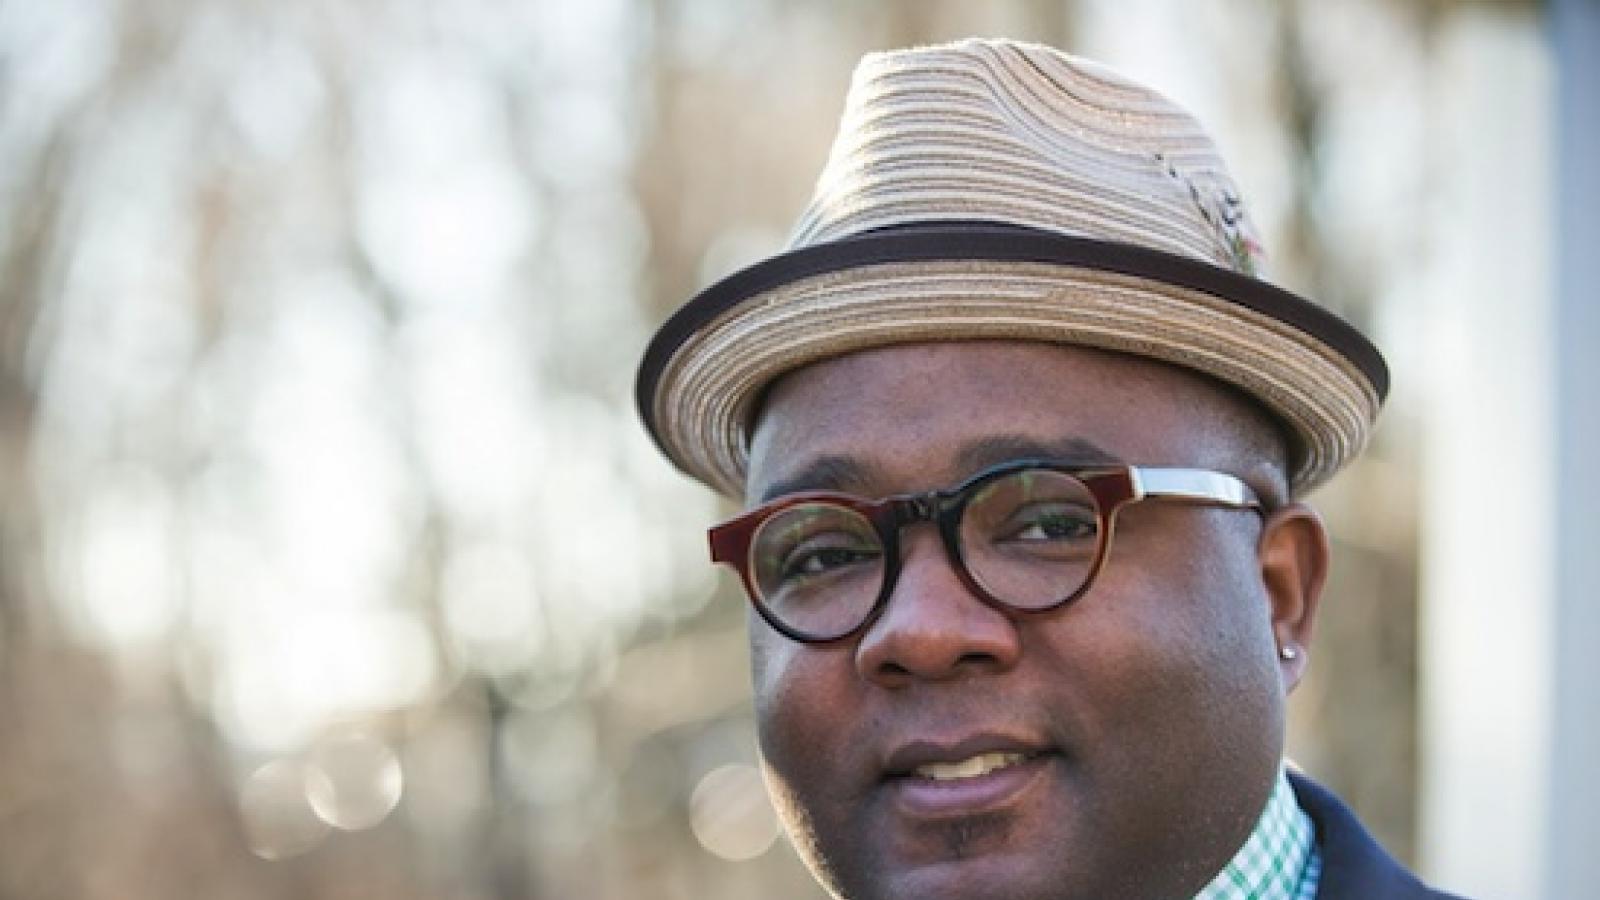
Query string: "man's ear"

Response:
xmin=1257 ymin=502 xmax=1329 ymax=692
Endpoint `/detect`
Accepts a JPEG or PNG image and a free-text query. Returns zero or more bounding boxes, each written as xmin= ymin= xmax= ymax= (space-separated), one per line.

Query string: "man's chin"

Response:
xmin=831 ymin=850 xmax=1074 ymax=900
xmin=795 ymin=766 xmax=1085 ymax=900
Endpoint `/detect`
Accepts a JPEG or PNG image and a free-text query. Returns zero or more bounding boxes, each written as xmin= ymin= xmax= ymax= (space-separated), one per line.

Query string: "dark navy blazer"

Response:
xmin=1288 ymin=773 xmax=1468 ymax=900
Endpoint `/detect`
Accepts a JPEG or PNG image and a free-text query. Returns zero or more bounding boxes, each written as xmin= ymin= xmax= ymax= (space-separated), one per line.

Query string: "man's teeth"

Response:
xmin=913 ymin=751 xmax=1028 ymax=781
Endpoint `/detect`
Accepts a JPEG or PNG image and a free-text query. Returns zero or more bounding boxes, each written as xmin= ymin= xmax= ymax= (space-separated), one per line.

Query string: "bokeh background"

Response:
xmin=1 ymin=1 xmax=1593 ymax=898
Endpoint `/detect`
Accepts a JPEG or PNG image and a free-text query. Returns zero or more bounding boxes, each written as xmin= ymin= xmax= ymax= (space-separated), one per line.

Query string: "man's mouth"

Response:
xmin=911 ymin=751 xmax=1033 ymax=781
xmin=881 ymin=736 xmax=1057 ymax=819
xmin=883 ymin=733 xmax=1053 ymax=778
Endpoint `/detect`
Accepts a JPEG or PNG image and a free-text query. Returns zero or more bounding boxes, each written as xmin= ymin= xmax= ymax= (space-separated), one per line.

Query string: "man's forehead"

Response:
xmin=752 ymin=339 xmax=1167 ymax=425
xmin=751 ymin=434 xmax=1123 ymax=504
xmin=742 ymin=341 xmax=1258 ymax=502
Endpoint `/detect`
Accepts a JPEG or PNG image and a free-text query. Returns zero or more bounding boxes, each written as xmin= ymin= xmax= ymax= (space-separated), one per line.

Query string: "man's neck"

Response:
xmin=1192 ymin=766 xmax=1321 ymax=900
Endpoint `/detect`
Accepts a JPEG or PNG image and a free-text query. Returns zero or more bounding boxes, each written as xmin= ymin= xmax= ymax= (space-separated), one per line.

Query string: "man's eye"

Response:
xmin=779 ymin=541 xmax=880 ymax=581
xmin=1005 ymin=506 xmax=1098 ymax=542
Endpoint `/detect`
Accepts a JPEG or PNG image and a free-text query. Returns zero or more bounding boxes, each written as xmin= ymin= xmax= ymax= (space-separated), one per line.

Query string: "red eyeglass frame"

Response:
xmin=708 ymin=458 xmax=1264 ymax=644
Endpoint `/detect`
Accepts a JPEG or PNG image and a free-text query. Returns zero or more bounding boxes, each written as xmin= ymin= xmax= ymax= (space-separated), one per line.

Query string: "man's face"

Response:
xmin=743 ymin=341 xmax=1306 ymax=900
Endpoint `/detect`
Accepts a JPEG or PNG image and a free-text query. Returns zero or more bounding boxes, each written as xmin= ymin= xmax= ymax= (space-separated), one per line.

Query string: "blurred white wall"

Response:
xmin=1419 ymin=2 xmax=1599 ymax=897
xmin=1547 ymin=1 xmax=1600 ymax=897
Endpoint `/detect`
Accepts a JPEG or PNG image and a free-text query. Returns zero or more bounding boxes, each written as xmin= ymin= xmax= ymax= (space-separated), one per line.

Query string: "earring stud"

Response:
xmin=1279 ymin=645 xmax=1299 ymax=661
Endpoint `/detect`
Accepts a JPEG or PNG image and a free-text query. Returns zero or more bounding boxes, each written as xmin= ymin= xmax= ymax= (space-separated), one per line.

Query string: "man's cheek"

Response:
xmin=746 ymin=611 xmax=808 ymax=695
xmin=749 ymin=635 xmax=810 ymax=728
xmin=751 ymin=644 xmax=830 ymax=767
xmin=754 ymin=682 xmax=853 ymax=865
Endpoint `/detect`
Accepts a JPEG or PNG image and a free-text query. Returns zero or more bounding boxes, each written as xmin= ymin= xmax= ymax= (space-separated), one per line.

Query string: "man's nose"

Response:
xmin=854 ymin=527 xmax=1024 ymax=686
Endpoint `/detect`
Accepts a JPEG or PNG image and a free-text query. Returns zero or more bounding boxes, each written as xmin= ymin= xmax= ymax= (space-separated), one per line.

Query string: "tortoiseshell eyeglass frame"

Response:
xmin=708 ymin=458 xmax=1264 ymax=644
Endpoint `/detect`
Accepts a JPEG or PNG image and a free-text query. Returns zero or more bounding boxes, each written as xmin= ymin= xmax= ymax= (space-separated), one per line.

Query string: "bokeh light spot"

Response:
xmin=689 ymin=764 xmax=778 ymax=862
xmin=238 ymin=759 xmax=330 ymax=861
xmin=304 ymin=732 xmax=404 ymax=831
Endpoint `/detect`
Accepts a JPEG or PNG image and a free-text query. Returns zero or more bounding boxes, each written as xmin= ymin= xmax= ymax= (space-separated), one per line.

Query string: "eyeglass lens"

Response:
xmin=747 ymin=468 xmax=1104 ymax=639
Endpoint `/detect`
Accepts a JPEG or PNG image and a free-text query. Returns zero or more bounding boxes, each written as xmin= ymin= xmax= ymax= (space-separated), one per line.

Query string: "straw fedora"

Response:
xmin=636 ymin=38 xmax=1387 ymax=498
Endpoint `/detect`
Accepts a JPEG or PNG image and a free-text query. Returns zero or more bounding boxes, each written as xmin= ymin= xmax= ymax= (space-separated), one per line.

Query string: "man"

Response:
xmin=636 ymin=39 xmax=1460 ymax=899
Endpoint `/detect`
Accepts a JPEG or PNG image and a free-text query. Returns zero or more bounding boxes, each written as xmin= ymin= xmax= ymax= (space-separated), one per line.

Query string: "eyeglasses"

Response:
xmin=709 ymin=458 xmax=1263 ymax=644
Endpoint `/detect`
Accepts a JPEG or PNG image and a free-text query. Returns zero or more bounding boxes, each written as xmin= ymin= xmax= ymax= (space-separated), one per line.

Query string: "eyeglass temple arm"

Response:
xmin=1131 ymin=467 xmax=1261 ymax=509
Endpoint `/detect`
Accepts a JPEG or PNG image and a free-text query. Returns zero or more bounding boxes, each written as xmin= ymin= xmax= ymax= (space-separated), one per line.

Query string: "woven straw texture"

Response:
xmin=641 ymin=39 xmax=1385 ymax=498
xmin=792 ymin=41 xmax=1263 ymax=272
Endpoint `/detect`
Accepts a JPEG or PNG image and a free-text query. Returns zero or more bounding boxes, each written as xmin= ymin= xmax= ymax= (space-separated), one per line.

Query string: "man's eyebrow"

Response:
xmin=755 ymin=455 xmax=880 ymax=505
xmin=953 ymin=435 xmax=1122 ymax=472
xmin=754 ymin=438 xmax=1120 ymax=504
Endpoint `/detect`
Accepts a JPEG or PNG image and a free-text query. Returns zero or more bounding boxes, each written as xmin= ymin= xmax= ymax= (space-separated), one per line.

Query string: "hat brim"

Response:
xmin=637 ymin=221 xmax=1388 ymax=498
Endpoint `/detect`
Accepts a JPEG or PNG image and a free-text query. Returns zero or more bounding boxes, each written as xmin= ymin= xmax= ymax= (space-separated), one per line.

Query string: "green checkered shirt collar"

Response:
xmin=1193 ymin=766 xmax=1322 ymax=900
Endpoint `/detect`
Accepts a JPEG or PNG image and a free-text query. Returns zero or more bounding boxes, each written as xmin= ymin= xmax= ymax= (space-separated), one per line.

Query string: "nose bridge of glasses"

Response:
xmin=889 ymin=491 xmax=941 ymax=528
xmin=868 ymin=490 xmax=958 ymax=580
xmin=879 ymin=490 xmax=974 ymax=595
xmin=884 ymin=490 xmax=968 ymax=559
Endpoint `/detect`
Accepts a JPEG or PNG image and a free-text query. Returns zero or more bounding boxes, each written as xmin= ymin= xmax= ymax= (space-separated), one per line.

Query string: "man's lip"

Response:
xmin=883 ymin=752 xmax=1058 ymax=821
xmin=881 ymin=732 xmax=1055 ymax=778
